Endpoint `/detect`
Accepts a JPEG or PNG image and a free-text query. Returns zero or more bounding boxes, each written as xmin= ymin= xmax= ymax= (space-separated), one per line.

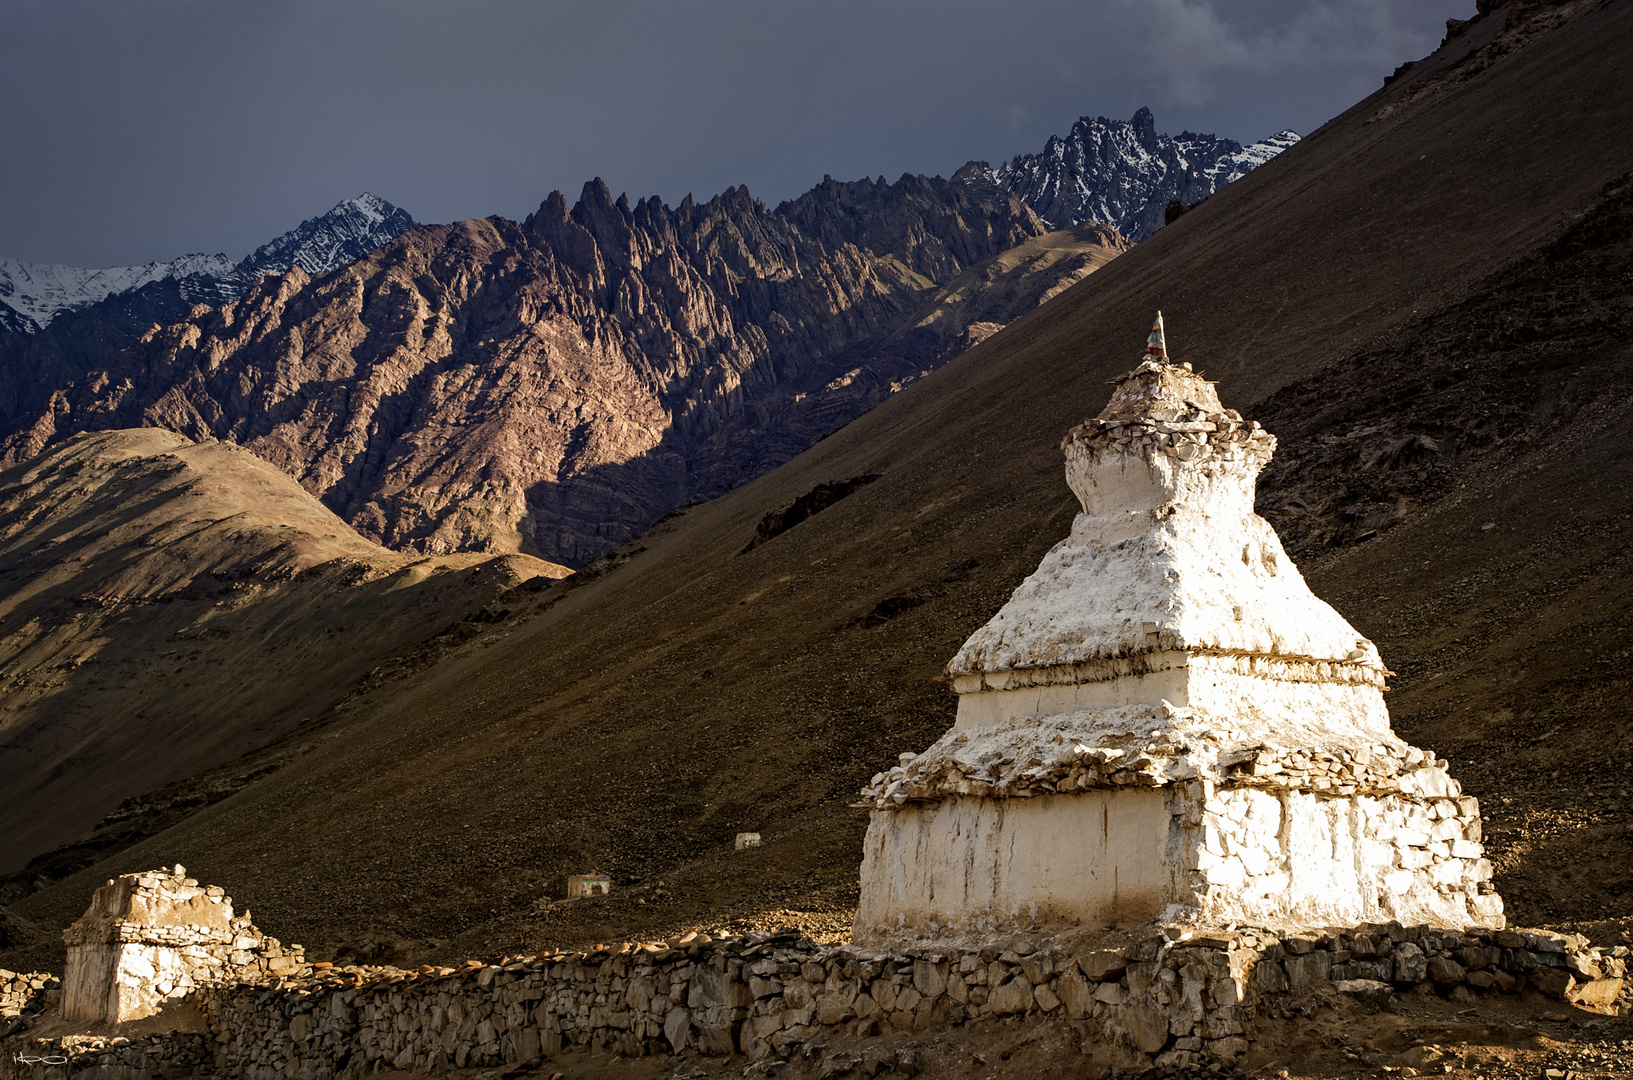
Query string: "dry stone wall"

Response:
xmin=4 ymin=925 xmax=1627 ymax=1079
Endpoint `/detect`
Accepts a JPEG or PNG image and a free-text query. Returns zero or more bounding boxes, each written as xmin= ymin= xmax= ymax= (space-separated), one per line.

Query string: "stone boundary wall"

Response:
xmin=3 ymin=925 xmax=1628 ymax=1079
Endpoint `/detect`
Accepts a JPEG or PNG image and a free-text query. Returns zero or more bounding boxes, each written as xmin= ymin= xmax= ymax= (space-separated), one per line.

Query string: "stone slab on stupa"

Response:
xmin=854 ymin=314 xmax=1502 ymax=945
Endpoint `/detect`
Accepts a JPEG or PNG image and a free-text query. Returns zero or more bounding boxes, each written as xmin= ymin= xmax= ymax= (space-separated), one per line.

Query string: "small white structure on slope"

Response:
xmin=855 ymin=314 xmax=1503 ymax=944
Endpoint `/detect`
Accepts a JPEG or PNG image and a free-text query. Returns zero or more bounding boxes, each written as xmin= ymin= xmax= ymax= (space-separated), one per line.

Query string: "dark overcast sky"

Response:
xmin=1 ymin=0 xmax=1473 ymax=268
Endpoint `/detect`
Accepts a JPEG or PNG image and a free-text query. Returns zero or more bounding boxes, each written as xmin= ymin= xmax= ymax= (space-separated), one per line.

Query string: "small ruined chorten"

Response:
xmin=60 ymin=865 xmax=302 ymax=1023
xmin=855 ymin=314 xmax=1503 ymax=944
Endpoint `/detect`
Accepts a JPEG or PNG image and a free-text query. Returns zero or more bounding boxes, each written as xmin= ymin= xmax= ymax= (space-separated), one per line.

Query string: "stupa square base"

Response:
xmin=856 ymin=782 xmax=1502 ymax=947
xmin=1185 ymin=784 xmax=1502 ymax=931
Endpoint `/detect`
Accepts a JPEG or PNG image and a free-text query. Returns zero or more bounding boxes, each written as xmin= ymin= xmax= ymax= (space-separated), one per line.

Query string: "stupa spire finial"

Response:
xmin=1144 ymin=310 xmax=1168 ymax=361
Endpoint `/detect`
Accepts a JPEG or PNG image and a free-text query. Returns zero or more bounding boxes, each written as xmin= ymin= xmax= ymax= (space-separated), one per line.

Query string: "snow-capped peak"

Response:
xmin=0 ymin=252 xmax=235 ymax=331
xmin=1222 ymin=131 xmax=1303 ymax=177
xmin=957 ymin=110 xmax=1300 ymax=242
xmin=341 ymin=192 xmax=394 ymax=227
xmin=0 ymin=194 xmax=417 ymax=332
xmin=234 ymin=193 xmax=417 ymax=283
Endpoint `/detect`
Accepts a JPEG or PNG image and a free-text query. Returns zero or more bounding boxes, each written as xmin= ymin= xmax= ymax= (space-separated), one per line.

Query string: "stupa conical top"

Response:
xmin=855 ymin=314 xmax=1501 ymax=942
xmin=944 ymin=312 xmax=1389 ymax=745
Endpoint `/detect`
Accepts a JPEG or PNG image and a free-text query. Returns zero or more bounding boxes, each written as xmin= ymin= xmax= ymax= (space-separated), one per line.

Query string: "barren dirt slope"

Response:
xmin=3 ymin=0 xmax=1631 ymax=971
xmin=0 ymin=429 xmax=566 ymax=878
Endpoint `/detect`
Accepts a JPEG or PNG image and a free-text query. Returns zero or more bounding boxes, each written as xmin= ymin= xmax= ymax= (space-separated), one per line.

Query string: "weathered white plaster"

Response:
xmin=855 ymin=791 xmax=1179 ymax=944
xmin=950 ymin=363 xmax=1385 ymax=692
xmin=59 ymin=942 xmax=120 ymax=1024
xmin=953 ymin=656 xmax=1390 ymax=738
xmin=854 ymin=780 xmax=1500 ymax=944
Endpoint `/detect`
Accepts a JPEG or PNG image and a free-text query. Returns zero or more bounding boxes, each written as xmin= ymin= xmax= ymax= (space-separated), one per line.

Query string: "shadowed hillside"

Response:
xmin=0 ymin=430 xmax=566 ymax=882
xmin=3 ymin=0 xmax=1629 ymax=972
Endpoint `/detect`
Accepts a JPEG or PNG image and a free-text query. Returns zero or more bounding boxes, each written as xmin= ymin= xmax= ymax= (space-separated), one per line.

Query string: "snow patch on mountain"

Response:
xmin=0 ymin=253 xmax=235 ymax=332
xmin=956 ymin=108 xmax=1299 ymax=242
xmin=1223 ymin=130 xmax=1302 ymax=177
xmin=0 ymin=194 xmax=416 ymax=331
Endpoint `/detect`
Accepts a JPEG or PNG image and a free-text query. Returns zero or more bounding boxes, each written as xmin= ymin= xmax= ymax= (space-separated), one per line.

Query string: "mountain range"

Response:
xmin=0 ymin=115 xmax=1286 ymax=336
xmin=0 ymin=175 xmax=1116 ymax=568
xmin=0 ymin=110 xmax=1291 ymax=568
xmin=0 ymin=193 xmax=416 ymax=332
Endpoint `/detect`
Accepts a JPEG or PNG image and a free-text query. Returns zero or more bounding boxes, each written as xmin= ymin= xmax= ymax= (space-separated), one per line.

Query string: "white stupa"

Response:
xmin=855 ymin=314 xmax=1503 ymax=944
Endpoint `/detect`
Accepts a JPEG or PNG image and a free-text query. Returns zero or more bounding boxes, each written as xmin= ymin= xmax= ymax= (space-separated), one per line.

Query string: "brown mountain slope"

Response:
xmin=0 ymin=429 xmax=566 ymax=879
xmin=3 ymin=0 xmax=1630 ymax=971
xmin=0 ymin=180 xmax=1123 ymax=568
xmin=893 ymin=224 xmax=1128 ymax=339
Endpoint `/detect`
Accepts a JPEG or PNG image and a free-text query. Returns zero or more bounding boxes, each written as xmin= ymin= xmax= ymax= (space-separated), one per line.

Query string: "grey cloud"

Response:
xmin=0 ymin=0 xmax=1472 ymax=267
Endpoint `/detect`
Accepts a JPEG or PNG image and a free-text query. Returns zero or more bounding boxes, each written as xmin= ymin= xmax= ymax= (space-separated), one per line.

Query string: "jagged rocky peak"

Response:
xmin=234 ymin=193 xmax=417 ymax=282
xmin=522 ymin=171 xmax=1049 ymax=285
xmin=956 ymin=107 xmax=1300 ymax=241
xmin=777 ymin=172 xmax=1047 ymax=280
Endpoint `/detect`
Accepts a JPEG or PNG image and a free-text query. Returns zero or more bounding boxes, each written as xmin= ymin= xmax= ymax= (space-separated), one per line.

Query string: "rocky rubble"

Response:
xmin=0 ymin=970 xmax=56 ymax=1026
xmin=3 ymin=922 xmax=1626 ymax=1078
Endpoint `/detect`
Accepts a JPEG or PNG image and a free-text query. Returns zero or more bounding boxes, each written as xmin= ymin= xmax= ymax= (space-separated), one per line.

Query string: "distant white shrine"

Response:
xmin=567 ymin=874 xmax=613 ymax=899
xmin=855 ymin=314 xmax=1502 ymax=943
